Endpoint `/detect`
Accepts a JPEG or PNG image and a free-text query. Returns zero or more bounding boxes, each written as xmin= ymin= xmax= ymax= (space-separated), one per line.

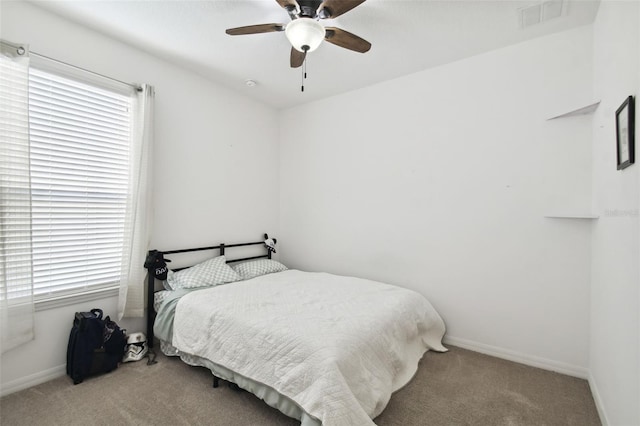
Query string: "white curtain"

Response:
xmin=118 ymin=84 xmax=154 ymax=319
xmin=0 ymin=40 xmax=34 ymax=353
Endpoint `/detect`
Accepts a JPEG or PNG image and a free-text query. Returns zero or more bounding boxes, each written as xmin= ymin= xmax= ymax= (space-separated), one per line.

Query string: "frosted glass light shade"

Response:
xmin=285 ymin=18 xmax=325 ymax=52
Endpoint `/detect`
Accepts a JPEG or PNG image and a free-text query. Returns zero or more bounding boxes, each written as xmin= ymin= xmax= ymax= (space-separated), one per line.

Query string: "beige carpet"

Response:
xmin=0 ymin=346 xmax=600 ymax=425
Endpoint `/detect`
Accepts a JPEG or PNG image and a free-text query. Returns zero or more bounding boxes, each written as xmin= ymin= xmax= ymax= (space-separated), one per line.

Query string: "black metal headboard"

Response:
xmin=145 ymin=235 xmax=274 ymax=348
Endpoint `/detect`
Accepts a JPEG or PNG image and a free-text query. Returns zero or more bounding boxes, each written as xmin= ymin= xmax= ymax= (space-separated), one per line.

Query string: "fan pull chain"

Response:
xmin=301 ymin=56 xmax=308 ymax=92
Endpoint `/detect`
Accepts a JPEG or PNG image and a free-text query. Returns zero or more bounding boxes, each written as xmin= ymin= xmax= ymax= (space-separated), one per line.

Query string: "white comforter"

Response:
xmin=172 ymin=270 xmax=447 ymax=426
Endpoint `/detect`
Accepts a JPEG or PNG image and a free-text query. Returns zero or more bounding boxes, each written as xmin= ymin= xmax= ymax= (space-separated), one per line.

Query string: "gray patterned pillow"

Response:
xmin=232 ymin=259 xmax=288 ymax=280
xmin=166 ymin=255 xmax=240 ymax=290
xmin=153 ymin=290 xmax=171 ymax=312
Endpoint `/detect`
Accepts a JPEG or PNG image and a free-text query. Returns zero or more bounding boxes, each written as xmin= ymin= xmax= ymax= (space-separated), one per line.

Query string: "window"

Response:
xmin=27 ymin=63 xmax=133 ymax=306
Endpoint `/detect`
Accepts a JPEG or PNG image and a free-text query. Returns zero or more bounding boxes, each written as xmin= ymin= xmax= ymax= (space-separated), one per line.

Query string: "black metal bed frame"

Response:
xmin=145 ymin=236 xmax=273 ymax=350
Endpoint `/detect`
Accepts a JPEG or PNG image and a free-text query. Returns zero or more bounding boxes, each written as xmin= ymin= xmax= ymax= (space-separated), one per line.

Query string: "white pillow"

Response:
xmin=232 ymin=259 xmax=288 ymax=280
xmin=166 ymin=255 xmax=240 ymax=290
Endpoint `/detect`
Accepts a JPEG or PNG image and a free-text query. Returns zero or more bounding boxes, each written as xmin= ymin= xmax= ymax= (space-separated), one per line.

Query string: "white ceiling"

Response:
xmin=29 ymin=0 xmax=601 ymax=109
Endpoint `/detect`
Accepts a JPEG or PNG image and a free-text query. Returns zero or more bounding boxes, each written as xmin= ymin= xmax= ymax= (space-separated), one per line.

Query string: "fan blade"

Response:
xmin=324 ymin=27 xmax=371 ymax=53
xmin=290 ymin=48 xmax=306 ymax=68
xmin=275 ymin=0 xmax=298 ymax=9
xmin=276 ymin=0 xmax=300 ymax=20
xmin=226 ymin=24 xmax=284 ymax=36
xmin=318 ymin=0 xmax=366 ymax=19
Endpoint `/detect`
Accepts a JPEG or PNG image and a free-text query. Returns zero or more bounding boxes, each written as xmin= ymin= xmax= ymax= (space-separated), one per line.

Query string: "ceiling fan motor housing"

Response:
xmin=297 ymin=0 xmax=325 ymax=18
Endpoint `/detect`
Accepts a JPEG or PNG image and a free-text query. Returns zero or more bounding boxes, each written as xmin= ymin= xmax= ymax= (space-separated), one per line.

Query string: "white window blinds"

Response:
xmin=28 ymin=67 xmax=133 ymax=301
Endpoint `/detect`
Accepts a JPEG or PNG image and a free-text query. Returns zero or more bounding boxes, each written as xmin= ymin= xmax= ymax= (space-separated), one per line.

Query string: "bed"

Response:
xmin=146 ymin=236 xmax=447 ymax=426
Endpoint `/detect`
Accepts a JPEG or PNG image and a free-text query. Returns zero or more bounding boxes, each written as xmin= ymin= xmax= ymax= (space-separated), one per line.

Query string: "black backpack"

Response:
xmin=66 ymin=308 xmax=126 ymax=384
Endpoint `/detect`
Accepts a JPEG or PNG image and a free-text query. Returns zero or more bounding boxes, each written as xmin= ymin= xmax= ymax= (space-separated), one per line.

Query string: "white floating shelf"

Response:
xmin=544 ymin=214 xmax=599 ymax=219
xmin=547 ymin=101 xmax=601 ymax=120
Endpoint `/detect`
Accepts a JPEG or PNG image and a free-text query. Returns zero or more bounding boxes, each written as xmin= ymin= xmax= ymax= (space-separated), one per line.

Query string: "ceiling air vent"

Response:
xmin=519 ymin=0 xmax=564 ymax=28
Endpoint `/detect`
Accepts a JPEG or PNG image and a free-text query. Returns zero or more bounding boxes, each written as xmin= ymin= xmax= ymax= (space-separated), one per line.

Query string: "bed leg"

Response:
xmin=213 ymin=376 xmax=219 ymax=388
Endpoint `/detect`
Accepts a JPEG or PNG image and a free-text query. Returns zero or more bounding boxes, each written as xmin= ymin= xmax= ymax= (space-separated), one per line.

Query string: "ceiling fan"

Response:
xmin=225 ymin=0 xmax=371 ymax=69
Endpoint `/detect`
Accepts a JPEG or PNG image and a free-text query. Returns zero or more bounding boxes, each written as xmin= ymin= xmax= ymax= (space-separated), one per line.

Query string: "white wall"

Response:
xmin=279 ymin=26 xmax=595 ymax=376
xmin=0 ymin=1 xmax=279 ymax=394
xmin=589 ymin=1 xmax=640 ymax=425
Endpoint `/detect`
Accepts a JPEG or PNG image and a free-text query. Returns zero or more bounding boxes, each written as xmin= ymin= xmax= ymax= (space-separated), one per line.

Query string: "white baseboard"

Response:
xmin=588 ymin=373 xmax=609 ymax=426
xmin=443 ymin=335 xmax=589 ymax=379
xmin=0 ymin=364 xmax=66 ymax=397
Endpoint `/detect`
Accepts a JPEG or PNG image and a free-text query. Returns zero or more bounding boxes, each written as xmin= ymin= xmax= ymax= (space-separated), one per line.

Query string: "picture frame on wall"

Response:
xmin=616 ymin=95 xmax=635 ymax=170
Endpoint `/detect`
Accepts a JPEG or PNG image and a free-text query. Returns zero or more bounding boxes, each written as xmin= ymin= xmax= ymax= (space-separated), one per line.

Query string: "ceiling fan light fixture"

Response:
xmin=285 ymin=18 xmax=325 ymax=52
